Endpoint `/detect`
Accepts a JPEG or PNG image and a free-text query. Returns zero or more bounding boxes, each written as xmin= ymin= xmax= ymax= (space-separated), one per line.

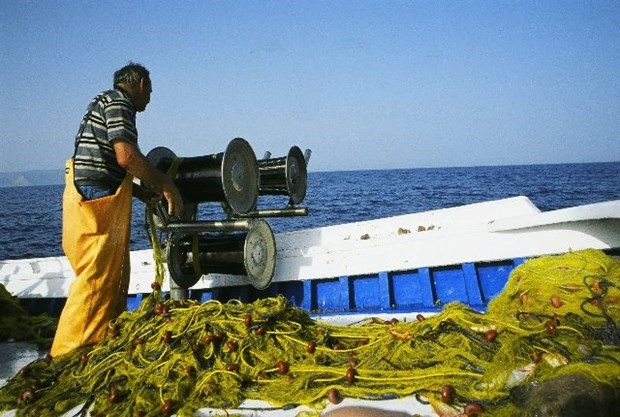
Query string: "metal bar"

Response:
xmin=236 ymin=207 xmax=309 ymax=218
xmin=162 ymin=219 xmax=253 ymax=233
xmin=151 ymin=202 xmax=171 ymax=227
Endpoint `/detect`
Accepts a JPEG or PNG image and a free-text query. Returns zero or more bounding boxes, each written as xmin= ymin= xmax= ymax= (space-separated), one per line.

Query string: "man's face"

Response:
xmin=135 ymin=77 xmax=152 ymax=112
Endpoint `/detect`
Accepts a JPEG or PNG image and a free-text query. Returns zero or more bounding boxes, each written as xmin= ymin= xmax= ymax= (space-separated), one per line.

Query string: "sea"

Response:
xmin=0 ymin=162 xmax=618 ymax=262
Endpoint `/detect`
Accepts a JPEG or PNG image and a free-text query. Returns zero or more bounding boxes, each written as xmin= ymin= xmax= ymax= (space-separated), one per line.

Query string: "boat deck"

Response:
xmin=1 ymin=311 xmax=439 ymax=417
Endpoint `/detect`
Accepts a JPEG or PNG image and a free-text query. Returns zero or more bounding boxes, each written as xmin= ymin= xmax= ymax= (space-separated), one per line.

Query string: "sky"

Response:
xmin=1 ymin=0 xmax=619 ymax=173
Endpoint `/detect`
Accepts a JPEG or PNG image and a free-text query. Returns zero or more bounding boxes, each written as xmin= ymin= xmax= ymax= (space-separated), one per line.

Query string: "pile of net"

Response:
xmin=0 ymin=249 xmax=618 ymax=416
xmin=0 ymin=284 xmax=56 ymax=348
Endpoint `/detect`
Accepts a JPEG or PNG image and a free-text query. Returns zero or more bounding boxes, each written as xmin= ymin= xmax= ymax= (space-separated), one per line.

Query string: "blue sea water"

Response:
xmin=0 ymin=162 xmax=618 ymax=261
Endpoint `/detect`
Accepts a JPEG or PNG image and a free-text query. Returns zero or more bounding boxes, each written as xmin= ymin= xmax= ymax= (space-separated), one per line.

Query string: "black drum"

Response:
xmin=166 ymin=219 xmax=276 ymax=290
xmin=147 ymin=138 xmax=259 ymax=214
xmin=258 ymin=145 xmax=308 ymax=204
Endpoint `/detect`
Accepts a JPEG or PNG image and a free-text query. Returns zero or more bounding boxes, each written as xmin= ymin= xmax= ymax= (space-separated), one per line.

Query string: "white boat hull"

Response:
xmin=1 ymin=196 xmax=619 ymax=416
xmin=2 ymin=196 xmax=618 ymax=303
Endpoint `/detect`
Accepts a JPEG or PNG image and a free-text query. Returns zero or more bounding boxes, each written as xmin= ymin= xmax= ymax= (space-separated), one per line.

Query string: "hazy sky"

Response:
xmin=1 ymin=0 xmax=619 ymax=173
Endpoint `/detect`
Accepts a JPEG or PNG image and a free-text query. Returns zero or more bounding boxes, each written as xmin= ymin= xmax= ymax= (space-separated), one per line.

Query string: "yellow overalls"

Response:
xmin=51 ymin=160 xmax=133 ymax=357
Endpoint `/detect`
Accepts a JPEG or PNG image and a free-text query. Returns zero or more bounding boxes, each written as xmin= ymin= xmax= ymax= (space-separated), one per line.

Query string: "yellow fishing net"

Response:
xmin=0 ymin=249 xmax=618 ymax=416
xmin=0 ymin=284 xmax=56 ymax=348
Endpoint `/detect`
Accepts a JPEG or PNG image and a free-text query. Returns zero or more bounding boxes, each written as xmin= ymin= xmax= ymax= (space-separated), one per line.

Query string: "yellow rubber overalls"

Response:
xmin=51 ymin=160 xmax=133 ymax=357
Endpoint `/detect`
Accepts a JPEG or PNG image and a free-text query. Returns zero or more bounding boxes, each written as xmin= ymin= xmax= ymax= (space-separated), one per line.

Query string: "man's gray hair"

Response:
xmin=113 ymin=62 xmax=150 ymax=88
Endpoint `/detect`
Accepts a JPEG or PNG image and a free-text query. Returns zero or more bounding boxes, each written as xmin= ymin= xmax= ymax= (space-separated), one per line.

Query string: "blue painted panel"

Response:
xmin=126 ymin=293 xmax=143 ymax=311
xmin=213 ymin=285 xmax=248 ymax=303
xmin=418 ymin=268 xmax=436 ymax=308
xmin=432 ymin=266 xmax=468 ymax=306
xmin=238 ymin=286 xmax=249 ymax=303
xmin=351 ymin=274 xmax=381 ymax=310
xmin=199 ymin=291 xmax=214 ymax=302
xmin=210 ymin=286 xmax=246 ymax=303
xmin=391 ymin=270 xmax=421 ymax=307
xmin=391 ymin=269 xmax=435 ymax=309
xmin=248 ymin=286 xmax=271 ymax=303
xmin=462 ymin=263 xmax=484 ymax=307
xmin=378 ymin=271 xmax=391 ymax=310
xmin=269 ymin=283 xmax=281 ymax=298
xmin=302 ymin=280 xmax=312 ymax=311
xmin=477 ymin=262 xmax=514 ymax=303
xmin=314 ymin=276 xmax=350 ymax=312
xmin=22 ymin=297 xmax=65 ymax=316
xmin=269 ymin=281 xmax=305 ymax=308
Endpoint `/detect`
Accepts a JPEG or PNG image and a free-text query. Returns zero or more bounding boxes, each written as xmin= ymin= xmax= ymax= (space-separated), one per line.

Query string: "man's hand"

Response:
xmin=161 ymin=177 xmax=184 ymax=218
xmin=133 ymin=182 xmax=162 ymax=205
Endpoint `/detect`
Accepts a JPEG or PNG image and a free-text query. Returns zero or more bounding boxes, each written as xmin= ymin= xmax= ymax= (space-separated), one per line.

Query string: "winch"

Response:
xmin=145 ymin=138 xmax=310 ymax=298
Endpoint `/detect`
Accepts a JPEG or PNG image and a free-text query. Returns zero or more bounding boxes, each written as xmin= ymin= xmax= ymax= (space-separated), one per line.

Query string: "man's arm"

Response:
xmin=113 ymin=140 xmax=183 ymax=217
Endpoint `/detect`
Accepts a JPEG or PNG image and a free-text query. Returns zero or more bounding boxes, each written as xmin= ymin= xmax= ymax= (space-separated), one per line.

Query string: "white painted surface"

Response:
xmin=1 ymin=197 xmax=619 ymax=299
xmin=488 ymin=199 xmax=620 ymax=231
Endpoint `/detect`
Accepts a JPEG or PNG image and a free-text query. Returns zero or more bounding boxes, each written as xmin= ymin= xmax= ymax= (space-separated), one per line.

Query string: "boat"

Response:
xmin=1 ymin=196 xmax=619 ymax=416
xmin=2 ymin=196 xmax=619 ymax=317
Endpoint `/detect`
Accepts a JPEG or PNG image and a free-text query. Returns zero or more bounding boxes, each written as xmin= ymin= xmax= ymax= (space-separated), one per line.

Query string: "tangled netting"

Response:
xmin=0 ymin=284 xmax=56 ymax=348
xmin=0 ymin=249 xmax=618 ymax=416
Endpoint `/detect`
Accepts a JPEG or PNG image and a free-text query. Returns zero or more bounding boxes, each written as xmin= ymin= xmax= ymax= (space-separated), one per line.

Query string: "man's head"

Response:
xmin=113 ymin=62 xmax=152 ymax=112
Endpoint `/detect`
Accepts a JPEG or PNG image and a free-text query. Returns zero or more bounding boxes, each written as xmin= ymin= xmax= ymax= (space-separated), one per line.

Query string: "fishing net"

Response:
xmin=0 ymin=249 xmax=618 ymax=416
xmin=0 ymin=284 xmax=56 ymax=348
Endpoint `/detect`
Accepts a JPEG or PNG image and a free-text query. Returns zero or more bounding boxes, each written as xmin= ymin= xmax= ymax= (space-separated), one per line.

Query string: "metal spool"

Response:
xmin=146 ymin=138 xmax=259 ymax=214
xmin=258 ymin=145 xmax=308 ymax=205
xmin=166 ymin=219 xmax=276 ymax=290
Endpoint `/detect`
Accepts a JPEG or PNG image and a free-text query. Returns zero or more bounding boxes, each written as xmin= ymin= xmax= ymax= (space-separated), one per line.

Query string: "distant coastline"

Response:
xmin=0 ymin=169 xmax=64 ymax=188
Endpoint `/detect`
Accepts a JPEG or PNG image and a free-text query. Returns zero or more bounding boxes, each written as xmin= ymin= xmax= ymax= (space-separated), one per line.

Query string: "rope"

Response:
xmin=0 ymin=249 xmax=618 ymax=417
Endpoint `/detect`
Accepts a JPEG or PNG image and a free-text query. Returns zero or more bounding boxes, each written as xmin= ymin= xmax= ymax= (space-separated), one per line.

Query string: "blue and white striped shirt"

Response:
xmin=73 ymin=89 xmax=138 ymax=188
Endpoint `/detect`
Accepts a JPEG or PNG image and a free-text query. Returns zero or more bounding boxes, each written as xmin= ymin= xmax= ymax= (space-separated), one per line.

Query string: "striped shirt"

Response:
xmin=73 ymin=89 xmax=138 ymax=188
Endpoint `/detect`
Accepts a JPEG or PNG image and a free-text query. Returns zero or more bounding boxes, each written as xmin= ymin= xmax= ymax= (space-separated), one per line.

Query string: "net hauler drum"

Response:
xmin=258 ymin=145 xmax=308 ymax=205
xmin=166 ymin=219 xmax=276 ymax=290
xmin=147 ymin=138 xmax=259 ymax=215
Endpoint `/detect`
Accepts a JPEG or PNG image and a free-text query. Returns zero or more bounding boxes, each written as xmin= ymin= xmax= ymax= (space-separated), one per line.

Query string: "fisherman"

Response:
xmin=50 ymin=62 xmax=183 ymax=357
